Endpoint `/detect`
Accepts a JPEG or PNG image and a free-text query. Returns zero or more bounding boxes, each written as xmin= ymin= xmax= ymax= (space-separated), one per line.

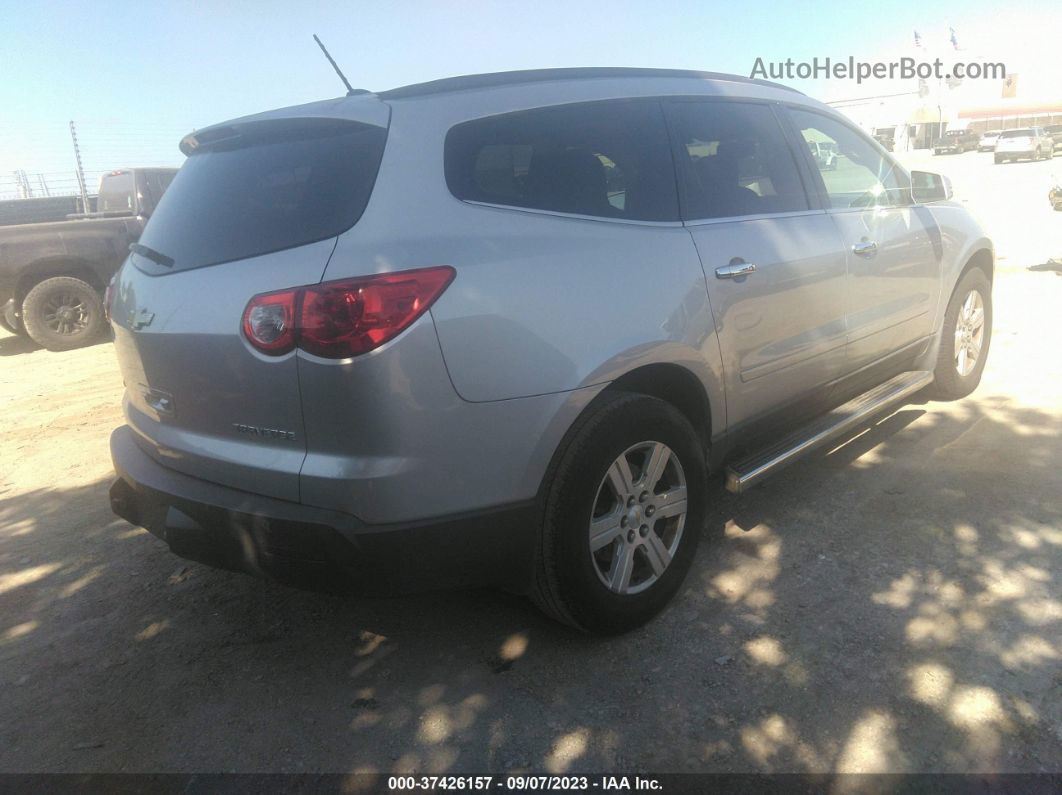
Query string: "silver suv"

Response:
xmin=108 ymin=68 xmax=994 ymax=633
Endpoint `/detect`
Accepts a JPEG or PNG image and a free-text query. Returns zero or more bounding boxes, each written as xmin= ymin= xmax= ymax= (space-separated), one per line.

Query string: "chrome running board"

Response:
xmin=724 ymin=370 xmax=933 ymax=494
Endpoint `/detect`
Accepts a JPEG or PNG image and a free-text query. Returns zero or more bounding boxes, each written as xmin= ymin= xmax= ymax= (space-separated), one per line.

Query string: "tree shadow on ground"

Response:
xmin=0 ymin=400 xmax=1059 ymax=777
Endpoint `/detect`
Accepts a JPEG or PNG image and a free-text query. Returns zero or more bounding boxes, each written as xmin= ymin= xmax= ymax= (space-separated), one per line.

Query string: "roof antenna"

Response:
xmin=313 ymin=34 xmax=357 ymax=95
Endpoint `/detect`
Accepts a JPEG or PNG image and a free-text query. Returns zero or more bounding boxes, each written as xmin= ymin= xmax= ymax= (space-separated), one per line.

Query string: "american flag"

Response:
xmin=950 ymin=27 xmax=960 ymax=50
xmin=914 ymin=30 xmax=922 ymax=48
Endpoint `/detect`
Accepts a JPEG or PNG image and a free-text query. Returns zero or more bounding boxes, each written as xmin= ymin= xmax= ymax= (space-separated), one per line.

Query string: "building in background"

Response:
xmin=827 ymin=29 xmax=1062 ymax=150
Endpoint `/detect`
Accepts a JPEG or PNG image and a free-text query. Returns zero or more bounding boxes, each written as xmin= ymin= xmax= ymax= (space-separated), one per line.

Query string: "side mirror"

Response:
xmin=911 ymin=170 xmax=953 ymax=203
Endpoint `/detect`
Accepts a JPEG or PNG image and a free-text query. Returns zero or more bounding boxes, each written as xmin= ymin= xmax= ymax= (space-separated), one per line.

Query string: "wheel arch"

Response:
xmin=917 ymin=244 xmax=995 ymax=374
xmin=960 ymin=246 xmax=994 ymax=285
xmin=941 ymin=244 xmax=993 ymax=318
xmin=601 ymin=363 xmax=713 ymax=455
xmin=15 ymin=257 xmax=105 ymax=305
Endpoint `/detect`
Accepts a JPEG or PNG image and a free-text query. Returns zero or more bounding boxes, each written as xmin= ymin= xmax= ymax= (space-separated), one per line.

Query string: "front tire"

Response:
xmin=21 ymin=276 xmax=105 ymax=351
xmin=928 ymin=268 xmax=992 ymax=400
xmin=533 ymin=392 xmax=706 ymax=634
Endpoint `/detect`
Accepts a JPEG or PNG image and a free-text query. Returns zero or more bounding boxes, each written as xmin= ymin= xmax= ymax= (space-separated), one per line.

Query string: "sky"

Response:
xmin=1 ymin=0 xmax=1060 ymax=195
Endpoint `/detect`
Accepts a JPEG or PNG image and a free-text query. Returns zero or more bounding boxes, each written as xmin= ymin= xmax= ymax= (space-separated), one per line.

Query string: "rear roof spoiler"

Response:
xmin=379 ymin=67 xmax=802 ymax=100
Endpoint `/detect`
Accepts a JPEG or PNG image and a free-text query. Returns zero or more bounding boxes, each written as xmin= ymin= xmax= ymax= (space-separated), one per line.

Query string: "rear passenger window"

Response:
xmin=666 ymin=101 xmax=809 ymax=220
xmin=445 ymin=100 xmax=678 ymax=222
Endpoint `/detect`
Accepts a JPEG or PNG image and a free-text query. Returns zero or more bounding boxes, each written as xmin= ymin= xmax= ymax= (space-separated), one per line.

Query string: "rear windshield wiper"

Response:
xmin=129 ymin=242 xmax=174 ymax=268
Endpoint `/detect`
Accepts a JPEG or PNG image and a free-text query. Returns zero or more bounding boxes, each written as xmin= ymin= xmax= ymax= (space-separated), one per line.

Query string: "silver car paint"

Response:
xmin=112 ymin=238 xmax=340 ymax=502
xmin=828 ymin=204 xmax=941 ymax=368
xmin=296 ymin=314 xmax=607 ymax=521
xmin=111 ymin=74 xmax=992 ymax=527
xmin=918 ymin=202 xmax=994 ymax=329
xmin=685 ymin=211 xmax=849 ymax=427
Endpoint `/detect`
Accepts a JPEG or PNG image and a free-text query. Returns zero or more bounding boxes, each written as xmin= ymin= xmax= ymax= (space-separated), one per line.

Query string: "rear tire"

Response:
xmin=532 ymin=392 xmax=706 ymax=634
xmin=928 ymin=268 xmax=992 ymax=401
xmin=21 ymin=276 xmax=105 ymax=351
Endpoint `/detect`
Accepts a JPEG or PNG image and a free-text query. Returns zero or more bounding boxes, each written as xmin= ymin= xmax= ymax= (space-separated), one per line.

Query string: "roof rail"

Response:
xmin=378 ymin=67 xmax=803 ymax=100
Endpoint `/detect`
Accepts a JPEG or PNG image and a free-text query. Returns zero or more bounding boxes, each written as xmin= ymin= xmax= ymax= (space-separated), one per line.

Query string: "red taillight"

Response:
xmin=242 ymin=289 xmax=297 ymax=354
xmin=241 ymin=267 xmax=454 ymax=359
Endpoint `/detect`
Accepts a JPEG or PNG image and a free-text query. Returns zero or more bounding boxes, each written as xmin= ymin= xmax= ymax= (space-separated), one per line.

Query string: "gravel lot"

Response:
xmin=1 ymin=149 xmax=1060 ymax=777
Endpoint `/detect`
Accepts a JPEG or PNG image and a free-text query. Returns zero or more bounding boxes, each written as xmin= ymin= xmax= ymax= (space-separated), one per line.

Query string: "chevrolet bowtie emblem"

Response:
xmin=131 ymin=308 xmax=155 ymax=330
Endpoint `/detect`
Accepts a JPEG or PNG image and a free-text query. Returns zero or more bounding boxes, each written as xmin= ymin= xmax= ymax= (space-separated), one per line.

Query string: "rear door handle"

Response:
xmin=715 ymin=260 xmax=757 ymax=279
xmin=852 ymin=239 xmax=878 ymax=257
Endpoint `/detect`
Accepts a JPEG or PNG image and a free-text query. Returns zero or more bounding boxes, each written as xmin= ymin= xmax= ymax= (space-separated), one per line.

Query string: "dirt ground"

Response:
xmin=1 ymin=150 xmax=1060 ymax=777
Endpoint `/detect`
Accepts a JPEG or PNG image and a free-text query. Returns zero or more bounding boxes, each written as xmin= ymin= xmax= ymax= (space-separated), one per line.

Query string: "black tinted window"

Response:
xmin=445 ymin=100 xmax=678 ymax=221
xmin=666 ymin=101 xmax=809 ymax=220
xmin=133 ymin=119 xmax=387 ymax=273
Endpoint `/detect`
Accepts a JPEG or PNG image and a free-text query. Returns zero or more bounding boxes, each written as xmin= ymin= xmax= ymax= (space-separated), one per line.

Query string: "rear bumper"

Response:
xmin=109 ymin=425 xmax=538 ymax=594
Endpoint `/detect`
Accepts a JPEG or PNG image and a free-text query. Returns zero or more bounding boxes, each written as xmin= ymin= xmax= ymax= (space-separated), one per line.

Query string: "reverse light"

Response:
xmin=242 ymin=289 xmax=297 ymax=354
xmin=241 ymin=267 xmax=455 ymax=359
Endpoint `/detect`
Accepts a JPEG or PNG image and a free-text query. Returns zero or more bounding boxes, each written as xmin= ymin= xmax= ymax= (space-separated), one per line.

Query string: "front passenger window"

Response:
xmin=788 ymin=108 xmax=909 ymax=209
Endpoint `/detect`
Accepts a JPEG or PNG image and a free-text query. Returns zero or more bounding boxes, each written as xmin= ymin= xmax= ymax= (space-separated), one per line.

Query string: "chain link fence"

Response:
xmin=0 ymin=120 xmax=188 ymax=213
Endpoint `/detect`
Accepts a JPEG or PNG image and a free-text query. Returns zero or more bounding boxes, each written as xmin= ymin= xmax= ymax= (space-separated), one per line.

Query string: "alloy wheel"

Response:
xmin=42 ymin=292 xmax=90 ymax=336
xmin=588 ymin=441 xmax=687 ymax=595
xmin=954 ymin=289 xmax=985 ymax=377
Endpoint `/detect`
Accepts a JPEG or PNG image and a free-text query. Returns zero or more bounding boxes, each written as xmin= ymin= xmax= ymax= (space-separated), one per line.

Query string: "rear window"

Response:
xmin=445 ymin=100 xmax=679 ymax=222
xmin=132 ymin=118 xmax=387 ymax=273
xmin=97 ymin=172 xmax=135 ymax=213
xmin=1000 ymin=129 xmax=1033 ymax=138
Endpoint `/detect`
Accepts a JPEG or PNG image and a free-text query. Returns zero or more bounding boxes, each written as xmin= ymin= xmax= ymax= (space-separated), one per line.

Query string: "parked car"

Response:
xmin=1044 ymin=124 xmax=1062 ymax=152
xmin=807 ymin=140 xmax=839 ymax=170
xmin=994 ymin=128 xmax=1054 ymax=163
xmin=107 ymin=68 xmax=994 ymax=633
xmin=0 ymin=168 xmax=177 ymax=349
xmin=978 ymin=131 xmax=1001 ymax=152
xmin=933 ymin=128 xmax=978 ymax=154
